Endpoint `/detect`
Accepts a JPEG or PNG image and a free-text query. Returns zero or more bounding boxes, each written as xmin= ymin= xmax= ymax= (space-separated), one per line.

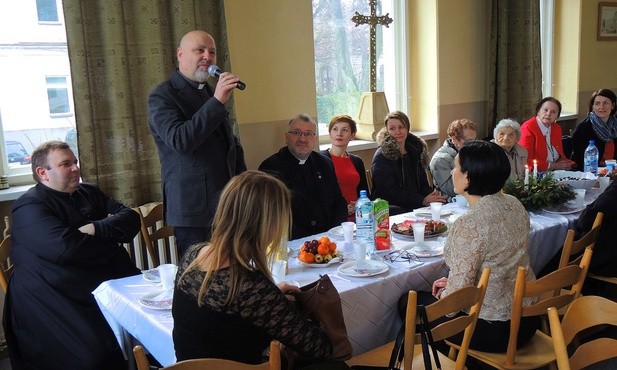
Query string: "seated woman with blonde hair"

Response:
xmin=492 ymin=118 xmax=528 ymax=180
xmin=173 ymin=170 xmax=348 ymax=369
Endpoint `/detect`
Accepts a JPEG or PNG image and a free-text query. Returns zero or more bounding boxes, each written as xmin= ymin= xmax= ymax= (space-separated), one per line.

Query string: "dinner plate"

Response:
xmin=298 ymin=257 xmax=341 ymax=268
xmin=391 ymin=221 xmax=448 ymax=240
xmin=328 ymin=225 xmax=356 ymax=240
xmin=402 ymin=241 xmax=445 ymax=257
xmin=543 ymin=205 xmax=585 ymax=215
xmin=142 ymin=268 xmax=160 ymax=283
xmin=337 ymin=260 xmax=389 ymax=277
xmin=139 ymin=291 xmax=172 ymax=310
xmin=411 ymin=207 xmax=453 ymax=219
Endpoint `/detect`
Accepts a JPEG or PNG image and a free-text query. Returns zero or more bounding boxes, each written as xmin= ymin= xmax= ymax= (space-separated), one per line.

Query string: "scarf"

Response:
xmin=589 ymin=112 xmax=617 ymax=142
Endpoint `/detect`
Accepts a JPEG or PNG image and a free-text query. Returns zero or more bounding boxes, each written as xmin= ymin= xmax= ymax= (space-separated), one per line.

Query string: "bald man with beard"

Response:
xmin=148 ymin=30 xmax=247 ymax=257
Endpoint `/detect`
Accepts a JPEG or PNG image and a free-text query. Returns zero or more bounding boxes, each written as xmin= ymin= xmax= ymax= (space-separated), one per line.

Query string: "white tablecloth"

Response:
xmin=93 ymin=190 xmax=599 ymax=366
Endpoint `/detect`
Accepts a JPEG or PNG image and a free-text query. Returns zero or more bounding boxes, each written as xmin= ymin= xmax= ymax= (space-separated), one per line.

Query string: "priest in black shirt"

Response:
xmin=3 ymin=141 xmax=140 ymax=370
xmin=259 ymin=114 xmax=347 ymax=239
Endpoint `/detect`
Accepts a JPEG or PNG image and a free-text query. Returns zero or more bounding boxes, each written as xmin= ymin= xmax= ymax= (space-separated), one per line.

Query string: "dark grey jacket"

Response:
xmin=148 ymin=69 xmax=246 ymax=228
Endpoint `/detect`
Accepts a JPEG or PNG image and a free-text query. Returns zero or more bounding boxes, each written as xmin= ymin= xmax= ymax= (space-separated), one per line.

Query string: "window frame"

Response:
xmin=313 ymin=0 xmax=408 ymax=143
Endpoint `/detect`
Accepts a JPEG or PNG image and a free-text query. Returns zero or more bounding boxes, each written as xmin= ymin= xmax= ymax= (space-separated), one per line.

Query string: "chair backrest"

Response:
xmin=548 ymin=295 xmax=617 ymax=370
xmin=136 ymin=202 xmax=176 ymax=268
xmin=0 ymin=234 xmax=12 ymax=293
xmin=3 ymin=215 xmax=10 ymax=239
xmin=365 ymin=169 xmax=373 ymax=195
xmin=558 ymin=212 xmax=603 ymax=269
xmin=134 ymin=341 xmax=281 ymax=370
xmin=504 ymin=247 xmax=593 ymax=367
xmin=404 ymin=267 xmax=491 ymax=370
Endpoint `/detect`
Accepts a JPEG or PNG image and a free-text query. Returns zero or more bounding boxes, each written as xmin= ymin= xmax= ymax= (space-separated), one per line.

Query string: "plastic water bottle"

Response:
xmin=583 ymin=140 xmax=599 ymax=175
xmin=355 ymin=190 xmax=375 ymax=255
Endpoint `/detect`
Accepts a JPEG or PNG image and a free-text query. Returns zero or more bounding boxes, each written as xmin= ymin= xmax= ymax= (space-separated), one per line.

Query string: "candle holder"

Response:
xmin=503 ymin=172 xmax=575 ymax=211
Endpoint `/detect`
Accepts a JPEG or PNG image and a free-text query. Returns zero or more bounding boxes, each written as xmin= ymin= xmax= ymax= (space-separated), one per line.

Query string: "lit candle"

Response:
xmin=524 ymin=165 xmax=529 ymax=186
xmin=533 ymin=159 xmax=538 ymax=179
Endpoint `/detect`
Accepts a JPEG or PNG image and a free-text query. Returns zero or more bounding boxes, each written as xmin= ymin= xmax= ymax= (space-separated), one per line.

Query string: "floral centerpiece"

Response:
xmin=503 ymin=172 xmax=575 ymax=212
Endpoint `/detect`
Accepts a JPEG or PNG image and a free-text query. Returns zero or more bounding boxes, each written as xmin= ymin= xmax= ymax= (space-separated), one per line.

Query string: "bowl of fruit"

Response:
xmin=298 ymin=236 xmax=342 ymax=267
xmin=552 ymin=170 xmax=597 ymax=191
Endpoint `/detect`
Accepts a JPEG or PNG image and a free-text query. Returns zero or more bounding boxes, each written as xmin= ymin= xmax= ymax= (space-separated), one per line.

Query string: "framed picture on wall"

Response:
xmin=598 ymin=2 xmax=617 ymax=40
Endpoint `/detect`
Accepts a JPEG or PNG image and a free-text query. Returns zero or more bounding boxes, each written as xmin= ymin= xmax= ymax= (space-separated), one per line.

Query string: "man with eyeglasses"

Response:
xmin=259 ymin=113 xmax=347 ymax=239
xmin=4 ymin=141 xmax=140 ymax=369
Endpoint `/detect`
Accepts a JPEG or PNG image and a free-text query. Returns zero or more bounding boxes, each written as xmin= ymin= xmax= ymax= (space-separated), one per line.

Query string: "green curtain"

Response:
xmin=486 ymin=0 xmax=542 ymax=138
xmin=62 ymin=0 xmax=236 ymax=206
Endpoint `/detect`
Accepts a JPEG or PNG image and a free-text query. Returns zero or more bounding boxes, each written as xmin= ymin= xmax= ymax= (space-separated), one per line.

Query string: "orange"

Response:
xmin=298 ymin=251 xmax=307 ymax=262
xmin=328 ymin=242 xmax=337 ymax=253
xmin=319 ymin=236 xmax=331 ymax=245
xmin=304 ymin=252 xmax=315 ymax=264
xmin=317 ymin=243 xmax=329 ymax=256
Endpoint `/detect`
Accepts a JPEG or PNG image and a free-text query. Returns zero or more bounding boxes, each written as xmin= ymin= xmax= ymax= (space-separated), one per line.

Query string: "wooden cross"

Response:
xmin=351 ymin=0 xmax=393 ymax=92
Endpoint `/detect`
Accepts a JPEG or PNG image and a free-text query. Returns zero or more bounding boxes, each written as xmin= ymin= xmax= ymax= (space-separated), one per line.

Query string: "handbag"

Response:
xmin=291 ymin=274 xmax=353 ymax=361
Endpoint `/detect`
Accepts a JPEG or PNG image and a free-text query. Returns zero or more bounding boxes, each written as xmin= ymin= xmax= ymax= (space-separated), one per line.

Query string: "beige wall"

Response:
xmin=224 ymin=0 xmax=317 ymax=170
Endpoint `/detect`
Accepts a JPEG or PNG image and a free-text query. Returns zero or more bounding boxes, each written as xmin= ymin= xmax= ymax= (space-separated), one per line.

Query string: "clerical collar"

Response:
xmin=178 ymin=70 xmax=209 ymax=90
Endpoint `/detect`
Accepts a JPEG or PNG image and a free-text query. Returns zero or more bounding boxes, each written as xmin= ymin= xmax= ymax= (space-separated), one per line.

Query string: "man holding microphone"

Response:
xmin=149 ymin=30 xmax=246 ymax=257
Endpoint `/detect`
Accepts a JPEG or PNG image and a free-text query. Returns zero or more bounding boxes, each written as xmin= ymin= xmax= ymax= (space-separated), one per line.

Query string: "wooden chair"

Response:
xmin=0 ymin=235 xmax=12 ymax=294
xmin=136 ymin=203 xmax=176 ymax=268
xmin=346 ymin=268 xmax=491 ymax=370
xmin=557 ymin=212 xmax=603 ymax=270
xmin=548 ymin=295 xmax=617 ymax=370
xmin=448 ymin=247 xmax=593 ymax=370
xmin=557 ymin=212 xmax=617 ymax=296
xmin=365 ymin=169 xmax=373 ymax=195
xmin=133 ymin=341 xmax=281 ymax=370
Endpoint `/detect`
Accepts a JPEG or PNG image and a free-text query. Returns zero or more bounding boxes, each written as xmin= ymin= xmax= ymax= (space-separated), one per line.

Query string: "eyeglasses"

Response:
xmin=383 ymin=250 xmax=421 ymax=264
xmin=287 ymin=130 xmax=316 ymax=138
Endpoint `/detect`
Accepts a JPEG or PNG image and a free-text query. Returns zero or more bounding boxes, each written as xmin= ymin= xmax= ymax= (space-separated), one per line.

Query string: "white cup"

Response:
xmin=412 ymin=222 xmax=426 ymax=244
xmin=452 ymin=195 xmax=468 ymax=207
xmin=430 ymin=202 xmax=442 ymax=220
xmin=158 ymin=263 xmax=178 ymax=290
xmin=341 ymin=222 xmax=355 ymax=244
xmin=271 ymin=260 xmax=287 ymax=284
xmin=598 ymin=176 xmax=610 ymax=192
xmin=354 ymin=242 xmax=367 ymax=262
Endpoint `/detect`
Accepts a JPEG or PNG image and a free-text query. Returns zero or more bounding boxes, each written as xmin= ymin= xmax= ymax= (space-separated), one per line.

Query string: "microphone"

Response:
xmin=207 ymin=65 xmax=246 ymax=90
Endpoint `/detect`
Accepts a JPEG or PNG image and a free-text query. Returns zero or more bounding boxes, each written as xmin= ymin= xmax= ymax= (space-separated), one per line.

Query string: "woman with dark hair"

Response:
xmin=371 ymin=111 xmax=445 ymax=215
xmin=571 ymin=89 xmax=617 ymax=170
xmin=321 ymin=114 xmax=369 ymax=220
xmin=413 ymin=141 xmax=538 ymax=353
xmin=519 ymin=97 xmax=574 ymax=171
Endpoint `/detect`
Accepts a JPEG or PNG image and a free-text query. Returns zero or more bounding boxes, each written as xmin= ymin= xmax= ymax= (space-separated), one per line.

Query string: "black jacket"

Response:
xmin=371 ymin=128 xmax=432 ymax=213
xmin=259 ymin=148 xmax=347 ymax=239
xmin=571 ymin=117 xmax=617 ymax=171
xmin=148 ymin=69 xmax=246 ymax=228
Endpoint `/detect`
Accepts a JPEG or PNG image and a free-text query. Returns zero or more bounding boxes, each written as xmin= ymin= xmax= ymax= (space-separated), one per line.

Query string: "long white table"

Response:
xmin=93 ymin=190 xmax=599 ymax=367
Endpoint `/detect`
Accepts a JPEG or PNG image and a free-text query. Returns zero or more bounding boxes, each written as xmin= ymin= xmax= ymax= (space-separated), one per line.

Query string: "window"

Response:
xmin=0 ymin=1 xmax=74 ymax=182
xmin=46 ymin=76 xmax=71 ymax=115
xmin=36 ymin=0 xmax=59 ymax=23
xmin=540 ymin=0 xmax=554 ymax=98
xmin=312 ymin=0 xmax=407 ymax=137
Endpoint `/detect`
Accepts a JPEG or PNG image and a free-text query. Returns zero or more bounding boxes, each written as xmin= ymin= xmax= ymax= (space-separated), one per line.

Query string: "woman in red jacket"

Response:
xmin=519 ymin=97 xmax=575 ymax=171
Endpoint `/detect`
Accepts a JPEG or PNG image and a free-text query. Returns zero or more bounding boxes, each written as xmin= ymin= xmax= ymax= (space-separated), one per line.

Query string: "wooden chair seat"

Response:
xmin=463 ymin=332 xmax=554 ymax=370
xmin=134 ymin=340 xmax=280 ymax=370
xmin=347 ymin=342 xmax=460 ymax=369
